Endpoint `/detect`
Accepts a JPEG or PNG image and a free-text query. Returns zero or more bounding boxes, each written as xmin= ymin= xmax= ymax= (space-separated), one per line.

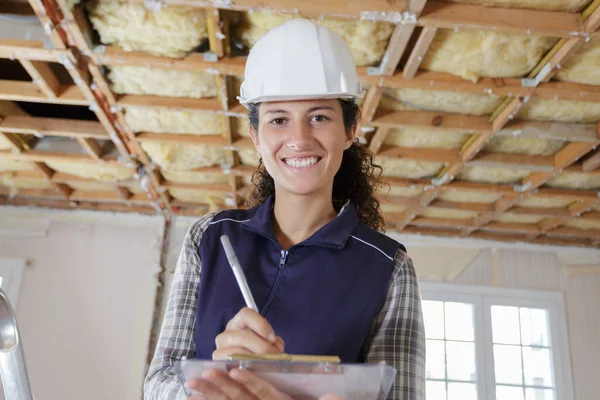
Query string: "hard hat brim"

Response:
xmin=237 ymin=92 xmax=364 ymax=108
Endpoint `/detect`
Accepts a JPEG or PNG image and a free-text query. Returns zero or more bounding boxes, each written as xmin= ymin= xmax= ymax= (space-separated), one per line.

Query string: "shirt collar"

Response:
xmin=242 ymin=195 xmax=359 ymax=249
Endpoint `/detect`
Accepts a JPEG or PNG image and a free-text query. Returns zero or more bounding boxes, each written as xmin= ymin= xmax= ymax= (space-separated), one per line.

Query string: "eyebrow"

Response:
xmin=264 ymin=106 xmax=335 ymax=115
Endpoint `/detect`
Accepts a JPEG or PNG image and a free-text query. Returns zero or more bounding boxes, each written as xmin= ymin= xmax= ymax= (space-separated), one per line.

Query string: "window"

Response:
xmin=0 ymin=258 xmax=26 ymax=309
xmin=421 ymin=283 xmax=573 ymax=400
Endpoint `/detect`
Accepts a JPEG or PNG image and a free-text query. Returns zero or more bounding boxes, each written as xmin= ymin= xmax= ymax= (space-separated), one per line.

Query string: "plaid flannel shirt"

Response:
xmin=144 ymin=212 xmax=426 ymax=399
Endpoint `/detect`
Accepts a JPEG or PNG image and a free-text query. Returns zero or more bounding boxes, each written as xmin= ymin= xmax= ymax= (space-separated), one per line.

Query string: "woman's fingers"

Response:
xmin=226 ymin=308 xmax=278 ymax=345
xmin=187 ymin=376 xmax=230 ymax=400
xmin=202 ymin=369 xmax=257 ymax=400
xmin=229 ymin=368 xmax=293 ymax=400
xmin=215 ymin=329 xmax=281 ymax=354
xmin=212 ymin=346 xmax=252 ymax=361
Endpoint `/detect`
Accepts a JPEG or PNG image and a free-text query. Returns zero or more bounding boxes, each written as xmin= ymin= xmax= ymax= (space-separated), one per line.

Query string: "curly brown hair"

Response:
xmin=245 ymin=99 xmax=387 ymax=232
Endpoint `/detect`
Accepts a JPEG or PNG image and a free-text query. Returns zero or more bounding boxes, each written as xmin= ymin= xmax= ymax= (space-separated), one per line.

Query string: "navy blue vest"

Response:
xmin=194 ymin=196 xmax=403 ymax=363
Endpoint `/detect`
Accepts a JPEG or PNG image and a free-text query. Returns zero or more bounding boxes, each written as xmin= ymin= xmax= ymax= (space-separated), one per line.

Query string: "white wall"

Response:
xmin=0 ymin=207 xmax=163 ymax=400
xmin=398 ymin=237 xmax=600 ymax=400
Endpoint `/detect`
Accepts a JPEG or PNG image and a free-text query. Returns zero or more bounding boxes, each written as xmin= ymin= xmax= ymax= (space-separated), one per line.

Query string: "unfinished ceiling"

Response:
xmin=0 ymin=0 xmax=599 ymax=247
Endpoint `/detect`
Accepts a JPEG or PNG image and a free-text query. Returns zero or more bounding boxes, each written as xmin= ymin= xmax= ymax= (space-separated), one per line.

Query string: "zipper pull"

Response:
xmin=278 ymin=250 xmax=288 ymax=268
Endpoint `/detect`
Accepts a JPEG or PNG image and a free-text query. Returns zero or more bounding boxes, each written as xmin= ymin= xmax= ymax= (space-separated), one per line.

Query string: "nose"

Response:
xmin=285 ymin=120 xmax=315 ymax=151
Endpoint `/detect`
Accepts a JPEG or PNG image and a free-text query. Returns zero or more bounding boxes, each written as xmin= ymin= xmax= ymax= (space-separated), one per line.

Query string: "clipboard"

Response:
xmin=176 ymin=355 xmax=397 ymax=400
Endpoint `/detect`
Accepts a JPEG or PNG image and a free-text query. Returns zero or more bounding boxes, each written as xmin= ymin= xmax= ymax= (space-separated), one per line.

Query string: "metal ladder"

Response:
xmin=0 ymin=288 xmax=33 ymax=400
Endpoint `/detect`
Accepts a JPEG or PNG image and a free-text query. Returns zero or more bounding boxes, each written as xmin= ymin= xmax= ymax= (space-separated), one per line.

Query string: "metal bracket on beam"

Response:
xmin=203 ymin=52 xmax=219 ymax=62
xmin=513 ymin=181 xmax=532 ymax=193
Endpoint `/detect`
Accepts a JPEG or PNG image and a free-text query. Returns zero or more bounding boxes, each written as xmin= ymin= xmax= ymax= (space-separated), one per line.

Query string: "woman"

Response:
xmin=144 ymin=19 xmax=425 ymax=400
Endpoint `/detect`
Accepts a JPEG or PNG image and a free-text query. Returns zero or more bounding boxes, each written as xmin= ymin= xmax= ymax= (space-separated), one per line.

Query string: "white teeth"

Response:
xmin=285 ymin=157 xmax=318 ymax=168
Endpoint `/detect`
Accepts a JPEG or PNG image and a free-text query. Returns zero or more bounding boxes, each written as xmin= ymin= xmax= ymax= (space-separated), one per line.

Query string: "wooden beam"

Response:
xmin=372 ymin=110 xmax=491 ymax=133
xmin=403 ymin=27 xmax=437 ymax=80
xmin=0 ymin=116 xmax=108 ymax=139
xmin=377 ymin=24 xmax=416 ymax=76
xmin=76 ymin=137 xmax=104 ymax=160
xmin=468 ymin=152 xmax=554 ymax=172
xmin=115 ymin=186 xmax=132 ymax=201
xmin=0 ymin=149 xmax=130 ymax=167
xmin=498 ymin=120 xmax=598 ymax=143
xmin=368 ymin=127 xmax=390 ymax=155
xmin=0 ymin=196 xmax=158 ymax=215
xmin=117 ymin=94 xmax=224 ymax=114
xmin=583 ymin=148 xmax=600 ymax=172
xmin=410 ymin=216 xmax=473 ymax=228
xmin=89 ymin=46 xmax=600 ymax=103
xmin=18 ymin=60 xmax=62 ymax=98
xmin=124 ymin=0 xmax=407 ymax=20
xmin=554 ymin=142 xmax=599 ymax=170
xmin=0 ymin=39 xmax=64 ymax=61
xmin=378 ymin=145 xmax=459 ymax=163
xmin=0 ymin=132 xmax=27 ymax=153
xmin=361 ymin=87 xmax=384 ymax=123
xmin=419 ymin=1 xmax=585 ymax=37
xmin=548 ymin=226 xmax=600 ymax=240
xmin=0 ymin=80 xmax=87 ymax=106
xmin=26 ymin=0 xmax=66 ymax=49
xmin=162 ymin=181 xmax=233 ymax=193
xmin=136 ymin=132 xmax=228 ymax=146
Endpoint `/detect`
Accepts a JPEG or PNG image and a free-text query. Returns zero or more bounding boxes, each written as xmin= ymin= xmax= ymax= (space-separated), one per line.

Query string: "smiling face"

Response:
xmin=250 ymin=99 xmax=355 ymax=198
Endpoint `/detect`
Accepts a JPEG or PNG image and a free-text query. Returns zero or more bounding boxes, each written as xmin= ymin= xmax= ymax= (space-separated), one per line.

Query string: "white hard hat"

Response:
xmin=238 ymin=18 xmax=363 ymax=107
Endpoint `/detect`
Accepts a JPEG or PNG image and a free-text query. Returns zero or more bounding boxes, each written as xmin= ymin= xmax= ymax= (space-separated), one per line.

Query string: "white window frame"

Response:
xmin=0 ymin=258 xmax=26 ymax=310
xmin=420 ymin=282 xmax=574 ymax=400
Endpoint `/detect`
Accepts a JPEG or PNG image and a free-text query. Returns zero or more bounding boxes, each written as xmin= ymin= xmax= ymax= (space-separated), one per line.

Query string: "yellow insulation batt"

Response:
xmin=169 ymin=188 xmax=228 ymax=206
xmin=419 ymin=207 xmax=478 ymax=219
xmin=493 ymin=213 xmax=546 ymax=224
xmin=566 ymin=219 xmax=600 ymax=230
xmin=442 ymin=0 xmax=591 ymax=12
xmin=376 ymin=157 xmax=444 ymax=179
xmin=0 ymin=101 xmax=33 ymax=151
xmin=125 ymin=108 xmax=222 ymax=134
xmin=381 ymin=186 xmax=423 ymax=198
xmin=161 ymin=169 xmax=229 ymax=184
xmin=517 ymin=99 xmax=600 ymax=123
xmin=384 ymin=127 xmax=469 ymax=149
xmin=0 ymin=158 xmax=35 ymax=172
xmin=233 ymin=12 xmax=393 ymax=66
xmin=437 ymin=190 xmax=502 ymax=203
xmin=420 ymin=30 xmax=556 ymax=82
xmin=381 ymin=89 xmax=503 ymax=116
xmin=86 ymin=0 xmax=207 ymax=58
xmin=555 ymin=39 xmax=600 ymax=85
xmin=380 ymin=203 xmax=408 ymax=213
xmin=517 ymin=196 xmax=574 ymax=208
xmin=44 ymin=160 xmax=136 ymax=181
xmin=237 ymin=149 xmax=261 ymax=166
xmin=458 ymin=166 xmax=531 ymax=183
xmin=233 ymin=117 xmax=251 ymax=137
xmin=545 ymin=172 xmax=600 ymax=190
xmin=483 ymin=136 xmax=564 ymax=155
xmin=108 ymin=66 xmax=218 ymax=98
xmin=66 ymin=180 xmax=144 ymax=194
xmin=0 ymin=176 xmax=53 ymax=190
xmin=141 ymin=142 xmax=225 ymax=170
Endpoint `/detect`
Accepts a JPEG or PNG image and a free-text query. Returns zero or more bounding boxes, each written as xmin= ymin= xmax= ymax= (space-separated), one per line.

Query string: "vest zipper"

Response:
xmin=260 ymin=249 xmax=288 ymax=316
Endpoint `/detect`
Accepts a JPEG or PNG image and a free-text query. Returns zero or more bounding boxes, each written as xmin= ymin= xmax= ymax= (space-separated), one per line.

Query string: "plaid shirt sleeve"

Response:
xmin=364 ymin=248 xmax=426 ymax=400
xmin=143 ymin=213 xmax=216 ymax=400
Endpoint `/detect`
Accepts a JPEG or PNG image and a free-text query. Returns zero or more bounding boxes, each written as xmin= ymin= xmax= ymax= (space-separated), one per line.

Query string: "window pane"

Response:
xmin=497 ymin=386 xmax=525 ymax=400
xmin=423 ymin=300 xmax=445 ymax=339
xmin=494 ymin=345 xmax=523 ymax=385
xmin=520 ymin=308 xmax=550 ymax=347
xmin=426 ymin=380 xmax=446 ymax=400
xmin=426 ymin=340 xmax=446 ymax=380
xmin=523 ymin=347 xmax=553 ymax=387
xmin=448 ymin=382 xmax=477 ymax=400
xmin=492 ymin=306 xmax=521 ymax=345
xmin=446 ymin=341 xmax=476 ymax=382
xmin=445 ymin=302 xmax=474 ymax=341
xmin=526 ymin=388 xmax=555 ymax=400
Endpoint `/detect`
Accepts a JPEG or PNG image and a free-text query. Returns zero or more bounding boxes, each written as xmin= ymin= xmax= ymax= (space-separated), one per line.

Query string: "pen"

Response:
xmin=220 ymin=234 xmax=259 ymax=312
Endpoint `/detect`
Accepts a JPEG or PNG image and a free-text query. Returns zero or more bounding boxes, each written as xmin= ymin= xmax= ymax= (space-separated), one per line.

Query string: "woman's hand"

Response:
xmin=187 ymin=369 xmax=344 ymax=400
xmin=213 ymin=307 xmax=285 ymax=360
